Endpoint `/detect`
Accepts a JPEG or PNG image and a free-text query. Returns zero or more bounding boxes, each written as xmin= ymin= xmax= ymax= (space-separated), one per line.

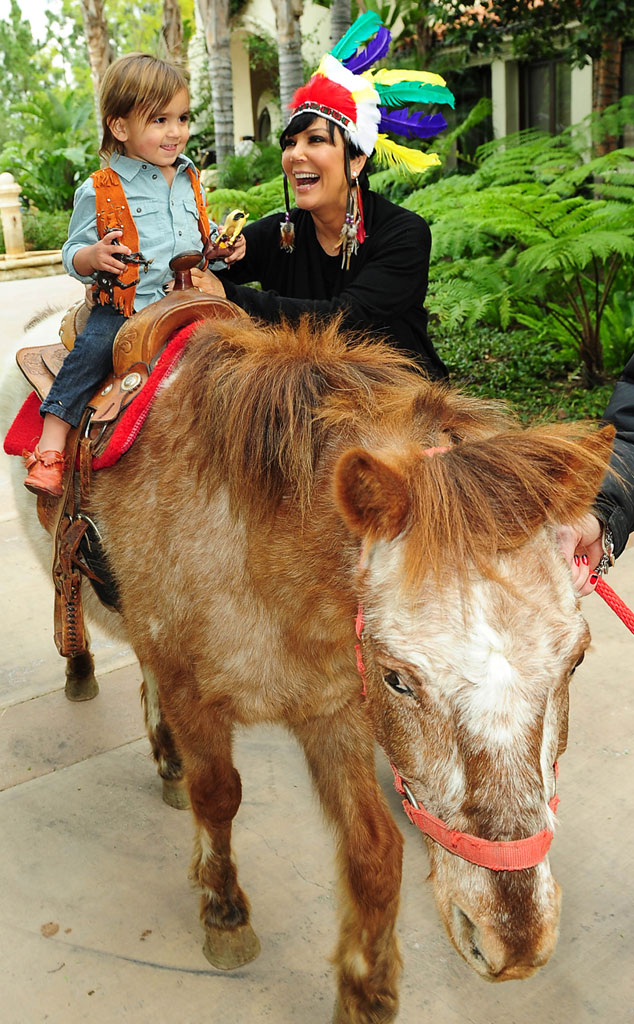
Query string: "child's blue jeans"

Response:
xmin=40 ymin=303 xmax=127 ymax=427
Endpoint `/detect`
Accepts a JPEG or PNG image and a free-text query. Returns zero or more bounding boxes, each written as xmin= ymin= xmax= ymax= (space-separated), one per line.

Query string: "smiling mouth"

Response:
xmin=294 ymin=172 xmax=320 ymax=191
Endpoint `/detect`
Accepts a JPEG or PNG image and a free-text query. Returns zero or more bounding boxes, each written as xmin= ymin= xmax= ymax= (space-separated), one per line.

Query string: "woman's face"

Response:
xmin=281 ymin=117 xmax=366 ymax=215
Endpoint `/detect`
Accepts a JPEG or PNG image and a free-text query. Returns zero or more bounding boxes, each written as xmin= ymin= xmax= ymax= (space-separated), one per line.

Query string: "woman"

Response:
xmin=193 ymin=13 xmax=454 ymax=379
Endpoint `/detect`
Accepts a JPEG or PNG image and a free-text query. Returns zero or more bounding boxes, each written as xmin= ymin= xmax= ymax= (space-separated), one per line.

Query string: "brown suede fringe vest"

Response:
xmin=91 ymin=165 xmax=211 ymax=316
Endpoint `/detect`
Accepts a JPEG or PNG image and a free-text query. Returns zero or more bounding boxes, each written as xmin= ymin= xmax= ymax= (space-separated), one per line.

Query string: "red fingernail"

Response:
xmin=574 ymin=555 xmax=580 ymax=565
xmin=582 ymin=554 xmax=589 ymax=565
xmin=589 ymin=574 xmax=598 ymax=586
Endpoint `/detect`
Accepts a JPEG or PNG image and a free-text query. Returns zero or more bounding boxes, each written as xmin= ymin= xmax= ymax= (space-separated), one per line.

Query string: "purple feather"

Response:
xmin=378 ymin=108 xmax=448 ymax=140
xmin=343 ymin=26 xmax=392 ymax=73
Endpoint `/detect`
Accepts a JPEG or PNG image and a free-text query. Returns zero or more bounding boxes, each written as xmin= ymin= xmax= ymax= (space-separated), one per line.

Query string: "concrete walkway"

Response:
xmin=1 ymin=275 xmax=633 ymax=1023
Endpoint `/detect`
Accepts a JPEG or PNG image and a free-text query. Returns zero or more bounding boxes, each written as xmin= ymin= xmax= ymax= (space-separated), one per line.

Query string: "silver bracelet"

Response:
xmin=595 ymin=524 xmax=615 ymax=576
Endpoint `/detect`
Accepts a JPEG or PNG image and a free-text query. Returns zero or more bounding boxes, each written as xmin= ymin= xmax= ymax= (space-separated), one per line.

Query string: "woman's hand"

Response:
xmin=191 ymin=267 xmax=226 ymax=297
xmin=556 ymin=513 xmax=604 ymax=596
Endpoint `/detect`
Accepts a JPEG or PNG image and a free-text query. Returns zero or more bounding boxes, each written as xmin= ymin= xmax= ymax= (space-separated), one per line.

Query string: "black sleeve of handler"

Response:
xmin=594 ymin=352 xmax=634 ymax=556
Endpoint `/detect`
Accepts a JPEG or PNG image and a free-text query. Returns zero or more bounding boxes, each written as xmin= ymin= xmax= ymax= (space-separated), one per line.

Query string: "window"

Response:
xmin=520 ymin=59 xmax=572 ymax=134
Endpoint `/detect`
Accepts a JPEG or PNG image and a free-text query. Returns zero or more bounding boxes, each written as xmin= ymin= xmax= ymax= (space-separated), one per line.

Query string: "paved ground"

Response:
xmin=1 ymin=275 xmax=633 ymax=1023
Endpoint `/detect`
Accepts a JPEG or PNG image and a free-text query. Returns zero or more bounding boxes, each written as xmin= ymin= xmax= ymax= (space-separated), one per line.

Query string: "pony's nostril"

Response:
xmin=452 ymin=905 xmax=490 ymax=971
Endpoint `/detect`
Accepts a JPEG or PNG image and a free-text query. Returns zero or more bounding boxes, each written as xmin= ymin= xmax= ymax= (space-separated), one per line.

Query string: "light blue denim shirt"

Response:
xmin=62 ymin=153 xmax=219 ymax=311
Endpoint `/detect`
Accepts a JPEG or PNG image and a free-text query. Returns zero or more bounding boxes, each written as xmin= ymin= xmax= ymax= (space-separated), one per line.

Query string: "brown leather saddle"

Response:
xmin=18 ymin=253 xmax=243 ymax=444
xmin=16 ymin=252 xmax=245 ymax=659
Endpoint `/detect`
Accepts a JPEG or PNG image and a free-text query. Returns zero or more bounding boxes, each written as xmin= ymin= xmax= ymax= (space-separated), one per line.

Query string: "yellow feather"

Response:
xmin=368 ymin=68 xmax=447 ymax=88
xmin=374 ymin=135 xmax=441 ymax=174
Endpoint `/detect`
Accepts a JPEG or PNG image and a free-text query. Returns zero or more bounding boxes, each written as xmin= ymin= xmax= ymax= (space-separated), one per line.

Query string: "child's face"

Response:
xmin=110 ymin=88 xmax=190 ymax=168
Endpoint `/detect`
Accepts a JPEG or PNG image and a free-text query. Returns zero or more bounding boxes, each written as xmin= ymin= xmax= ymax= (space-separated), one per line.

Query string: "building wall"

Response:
xmin=491 ymin=53 xmax=593 ymax=140
xmin=231 ymin=0 xmax=331 ymax=146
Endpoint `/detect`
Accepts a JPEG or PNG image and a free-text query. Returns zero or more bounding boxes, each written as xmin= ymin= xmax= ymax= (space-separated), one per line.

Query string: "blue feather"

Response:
xmin=330 ymin=11 xmax=384 ymax=62
xmin=343 ymin=26 xmax=391 ymax=73
xmin=378 ymin=108 xmax=448 ymax=140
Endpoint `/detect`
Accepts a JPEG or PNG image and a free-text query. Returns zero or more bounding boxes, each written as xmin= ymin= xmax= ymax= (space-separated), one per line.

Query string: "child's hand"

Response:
xmin=73 ymin=230 xmax=132 ymax=277
xmin=223 ymin=233 xmax=246 ymax=264
xmin=92 ymin=230 xmax=132 ymax=272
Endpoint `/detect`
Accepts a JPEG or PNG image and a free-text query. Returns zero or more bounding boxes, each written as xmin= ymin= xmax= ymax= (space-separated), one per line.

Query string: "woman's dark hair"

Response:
xmin=280 ymin=111 xmax=371 ymax=190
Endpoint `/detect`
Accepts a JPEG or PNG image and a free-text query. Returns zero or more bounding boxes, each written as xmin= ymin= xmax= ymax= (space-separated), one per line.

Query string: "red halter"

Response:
xmin=355 ymin=607 xmax=559 ymax=872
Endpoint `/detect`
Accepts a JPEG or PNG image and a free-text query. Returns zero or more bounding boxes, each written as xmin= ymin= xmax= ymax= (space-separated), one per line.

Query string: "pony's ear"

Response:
xmin=334 ymin=448 xmax=411 ymax=540
xmin=541 ymin=423 xmax=615 ymax=524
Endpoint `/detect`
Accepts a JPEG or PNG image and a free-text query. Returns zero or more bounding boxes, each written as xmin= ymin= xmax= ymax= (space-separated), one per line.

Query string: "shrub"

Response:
xmin=434 ymin=321 xmax=616 ymax=422
xmin=0 ymin=207 xmax=70 ymax=253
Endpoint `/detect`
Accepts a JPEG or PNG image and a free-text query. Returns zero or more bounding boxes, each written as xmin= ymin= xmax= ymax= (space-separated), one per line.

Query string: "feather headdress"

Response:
xmin=286 ymin=13 xmax=454 ymax=174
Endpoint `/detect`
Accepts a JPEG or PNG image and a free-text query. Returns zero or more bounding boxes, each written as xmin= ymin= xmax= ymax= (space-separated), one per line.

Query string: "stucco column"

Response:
xmin=0 ymin=173 xmax=25 ymax=255
xmin=491 ymin=58 xmax=519 ymax=139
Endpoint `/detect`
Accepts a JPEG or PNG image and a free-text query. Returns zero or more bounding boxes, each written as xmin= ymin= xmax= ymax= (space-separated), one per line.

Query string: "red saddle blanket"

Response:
xmin=4 ymin=322 xmax=197 ymax=470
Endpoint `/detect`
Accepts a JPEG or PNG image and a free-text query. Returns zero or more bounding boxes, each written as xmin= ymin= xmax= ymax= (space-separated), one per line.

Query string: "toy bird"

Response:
xmin=205 ymin=209 xmax=248 ymax=262
xmin=215 ymin=209 xmax=248 ymax=247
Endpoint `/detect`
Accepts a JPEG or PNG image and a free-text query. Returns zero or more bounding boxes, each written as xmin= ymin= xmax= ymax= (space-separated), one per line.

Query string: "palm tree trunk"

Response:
xmin=329 ymin=0 xmax=351 ymax=49
xmin=161 ymin=0 xmax=184 ymax=62
xmin=198 ymin=0 xmax=235 ymax=163
xmin=593 ymin=35 xmax=623 ymax=156
xmin=79 ymin=0 xmax=114 ymax=138
xmin=270 ymin=0 xmax=305 ymax=122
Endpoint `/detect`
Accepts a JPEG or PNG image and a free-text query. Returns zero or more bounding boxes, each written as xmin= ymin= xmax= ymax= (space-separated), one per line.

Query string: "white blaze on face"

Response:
xmin=363 ymin=531 xmax=587 ymax=811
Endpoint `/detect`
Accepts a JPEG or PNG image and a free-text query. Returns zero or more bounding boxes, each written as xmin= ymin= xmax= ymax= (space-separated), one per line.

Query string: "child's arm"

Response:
xmin=72 ymin=229 xmax=132 ymax=277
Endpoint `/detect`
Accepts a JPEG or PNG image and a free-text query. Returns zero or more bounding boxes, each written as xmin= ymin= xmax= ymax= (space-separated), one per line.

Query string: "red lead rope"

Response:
xmin=595 ymin=577 xmax=634 ymax=635
xmin=355 ymin=606 xmax=558 ymax=871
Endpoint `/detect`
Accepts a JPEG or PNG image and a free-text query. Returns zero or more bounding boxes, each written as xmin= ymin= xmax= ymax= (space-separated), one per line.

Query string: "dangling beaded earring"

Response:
xmin=338 ymin=160 xmax=362 ymax=271
xmin=280 ymin=173 xmax=295 ymax=253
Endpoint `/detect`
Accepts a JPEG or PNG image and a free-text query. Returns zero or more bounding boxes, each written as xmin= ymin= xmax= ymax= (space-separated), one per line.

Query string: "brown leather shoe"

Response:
xmin=23 ymin=445 xmax=65 ymax=497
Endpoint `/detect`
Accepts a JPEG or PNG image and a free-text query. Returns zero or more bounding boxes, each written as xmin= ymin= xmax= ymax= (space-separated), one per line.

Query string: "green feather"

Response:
xmin=330 ymin=11 xmax=383 ymax=62
xmin=376 ymin=81 xmax=455 ymax=110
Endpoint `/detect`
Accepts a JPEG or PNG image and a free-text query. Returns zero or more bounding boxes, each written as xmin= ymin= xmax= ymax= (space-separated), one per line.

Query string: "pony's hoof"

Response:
xmin=64 ymin=673 xmax=99 ymax=701
xmin=202 ymin=923 xmax=261 ymax=970
xmin=332 ymin=997 xmax=398 ymax=1023
xmin=161 ymin=777 xmax=190 ymax=810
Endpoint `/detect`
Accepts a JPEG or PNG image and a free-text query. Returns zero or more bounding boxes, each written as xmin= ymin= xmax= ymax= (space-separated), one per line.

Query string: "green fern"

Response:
xmin=410 ymin=122 xmax=634 ymax=384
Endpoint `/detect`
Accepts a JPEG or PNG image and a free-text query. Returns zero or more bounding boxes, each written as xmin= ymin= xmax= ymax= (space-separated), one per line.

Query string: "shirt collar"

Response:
xmin=109 ymin=152 xmax=194 ymax=181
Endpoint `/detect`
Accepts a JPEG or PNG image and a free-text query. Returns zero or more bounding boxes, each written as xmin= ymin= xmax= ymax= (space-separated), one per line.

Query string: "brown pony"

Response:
xmin=9 ymin=314 xmax=613 ymax=1023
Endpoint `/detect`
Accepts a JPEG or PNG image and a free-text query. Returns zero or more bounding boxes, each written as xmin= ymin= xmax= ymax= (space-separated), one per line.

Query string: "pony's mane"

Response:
xmin=173 ymin=315 xmax=612 ymax=581
xmin=176 ymin=315 xmax=511 ymax=514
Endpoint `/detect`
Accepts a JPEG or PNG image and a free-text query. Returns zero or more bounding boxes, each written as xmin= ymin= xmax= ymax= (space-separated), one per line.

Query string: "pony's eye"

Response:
xmin=570 ymin=652 xmax=585 ymax=675
xmin=383 ymin=670 xmax=413 ymax=696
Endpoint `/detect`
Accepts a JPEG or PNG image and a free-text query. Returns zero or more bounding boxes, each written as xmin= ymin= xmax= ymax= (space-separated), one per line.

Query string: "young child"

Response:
xmin=24 ymin=52 xmax=244 ymax=497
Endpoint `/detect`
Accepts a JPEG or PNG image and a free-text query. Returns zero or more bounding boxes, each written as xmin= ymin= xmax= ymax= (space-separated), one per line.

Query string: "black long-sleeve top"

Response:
xmin=595 ymin=352 xmax=634 ymax=555
xmin=221 ymin=189 xmax=448 ymax=379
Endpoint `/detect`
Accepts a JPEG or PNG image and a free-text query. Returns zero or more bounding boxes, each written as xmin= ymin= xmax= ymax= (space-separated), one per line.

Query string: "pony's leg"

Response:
xmin=173 ymin=706 xmax=260 ymax=969
xmin=64 ymin=649 xmax=99 ymax=701
xmin=294 ymin=711 xmax=403 ymax=1024
xmin=140 ymin=665 xmax=189 ymax=809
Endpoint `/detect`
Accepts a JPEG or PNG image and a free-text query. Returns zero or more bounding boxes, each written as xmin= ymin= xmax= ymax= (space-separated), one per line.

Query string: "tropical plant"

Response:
xmin=0 ymin=90 xmax=98 ymax=210
xmin=428 ymin=0 xmax=634 ymax=123
xmin=270 ymin=0 xmax=305 ymax=116
xmin=197 ymin=0 xmax=235 ymax=162
xmin=208 ymin=175 xmax=285 ymax=223
xmin=400 ymin=113 xmax=634 ymax=386
xmin=78 ymin=0 xmax=114 ymax=132
xmin=216 ymin=144 xmax=283 ymax=189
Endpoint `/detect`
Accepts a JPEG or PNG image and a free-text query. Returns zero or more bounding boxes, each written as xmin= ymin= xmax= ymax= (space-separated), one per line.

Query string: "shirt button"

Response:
xmin=152 ymin=174 xmax=158 ymax=179
xmin=136 ymin=207 xmax=142 ymax=212
xmin=178 ymin=230 xmax=182 ymax=236
xmin=142 ymin=164 xmax=147 ymax=169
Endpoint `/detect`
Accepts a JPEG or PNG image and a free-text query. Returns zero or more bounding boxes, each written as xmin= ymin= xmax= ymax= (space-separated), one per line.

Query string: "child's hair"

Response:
xmin=99 ymin=53 xmax=190 ymax=158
